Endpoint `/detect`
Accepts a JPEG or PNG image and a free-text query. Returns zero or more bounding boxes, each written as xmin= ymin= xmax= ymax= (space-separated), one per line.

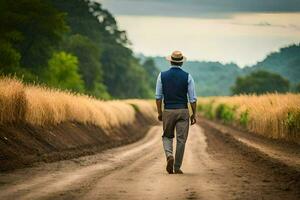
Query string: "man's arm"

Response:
xmin=188 ymin=74 xmax=197 ymax=125
xmin=156 ymin=99 xmax=163 ymax=121
xmin=155 ymin=73 xmax=163 ymax=121
xmin=190 ymin=102 xmax=197 ymax=125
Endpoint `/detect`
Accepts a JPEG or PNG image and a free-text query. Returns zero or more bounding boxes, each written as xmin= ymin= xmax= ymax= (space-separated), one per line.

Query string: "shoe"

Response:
xmin=166 ymin=156 xmax=174 ymax=174
xmin=174 ymin=169 xmax=183 ymax=174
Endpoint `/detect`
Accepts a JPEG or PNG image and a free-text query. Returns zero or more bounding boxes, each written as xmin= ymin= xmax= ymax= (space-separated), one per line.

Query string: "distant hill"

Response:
xmin=247 ymin=44 xmax=300 ymax=84
xmin=139 ymin=44 xmax=300 ymax=96
xmin=140 ymin=55 xmax=244 ymax=96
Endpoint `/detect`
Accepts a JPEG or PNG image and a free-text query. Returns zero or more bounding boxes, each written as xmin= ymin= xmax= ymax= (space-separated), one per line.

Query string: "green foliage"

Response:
xmin=198 ymin=102 xmax=215 ymax=119
xmin=215 ymin=104 xmax=236 ymax=123
xmin=52 ymin=0 xmax=153 ymax=99
xmin=0 ymin=0 xmax=163 ymax=99
xmin=199 ymin=102 xmax=248 ymax=126
xmin=0 ymin=41 xmax=21 ymax=73
xmin=284 ymin=111 xmax=300 ymax=134
xmin=197 ymin=104 xmax=204 ymax=112
xmin=0 ymin=0 xmax=68 ymax=72
xmin=142 ymin=58 xmax=160 ymax=90
xmin=231 ymin=70 xmax=290 ymax=95
xmin=0 ymin=40 xmax=37 ymax=83
xmin=44 ymin=51 xmax=84 ymax=92
xmin=251 ymin=44 xmax=300 ymax=84
xmin=4 ymin=0 xmax=297 ymax=99
xmin=61 ymin=34 xmax=109 ymax=99
xmin=293 ymin=83 xmax=300 ymax=93
xmin=129 ymin=103 xmax=140 ymax=112
xmin=88 ymin=1 xmax=129 ymax=45
xmin=101 ymin=45 xmax=152 ymax=98
xmin=285 ymin=58 xmax=300 ymax=84
xmin=149 ymin=55 xmax=243 ymax=96
xmin=239 ymin=110 xmax=249 ymax=127
xmin=147 ymin=44 xmax=300 ymax=96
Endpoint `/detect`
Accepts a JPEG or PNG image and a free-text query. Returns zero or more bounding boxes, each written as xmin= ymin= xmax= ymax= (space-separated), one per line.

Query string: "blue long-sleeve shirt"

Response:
xmin=155 ymin=66 xmax=197 ymax=103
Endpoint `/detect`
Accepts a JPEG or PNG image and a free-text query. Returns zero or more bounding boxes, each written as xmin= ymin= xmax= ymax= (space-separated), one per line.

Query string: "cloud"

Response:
xmin=232 ymin=21 xmax=300 ymax=31
xmin=255 ymin=22 xmax=274 ymax=27
xmin=99 ymin=0 xmax=300 ymax=17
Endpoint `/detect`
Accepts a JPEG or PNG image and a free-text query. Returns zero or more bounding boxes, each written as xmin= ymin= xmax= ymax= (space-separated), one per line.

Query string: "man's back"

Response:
xmin=161 ymin=67 xmax=189 ymax=109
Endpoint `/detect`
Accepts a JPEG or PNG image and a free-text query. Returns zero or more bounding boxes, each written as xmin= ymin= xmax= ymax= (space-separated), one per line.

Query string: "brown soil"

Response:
xmin=0 ymin=118 xmax=299 ymax=200
xmin=0 ymin=112 xmax=155 ymax=171
xmin=200 ymin=118 xmax=300 ymax=199
xmin=200 ymin=117 xmax=300 ymax=170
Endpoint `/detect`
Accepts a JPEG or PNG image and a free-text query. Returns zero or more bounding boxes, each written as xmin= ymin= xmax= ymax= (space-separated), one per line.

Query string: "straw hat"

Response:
xmin=166 ymin=50 xmax=187 ymax=63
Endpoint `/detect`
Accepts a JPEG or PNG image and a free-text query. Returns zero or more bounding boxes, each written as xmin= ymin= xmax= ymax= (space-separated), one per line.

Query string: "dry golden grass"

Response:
xmin=0 ymin=77 xmax=26 ymax=124
xmin=0 ymin=77 xmax=156 ymax=130
xmin=198 ymin=94 xmax=300 ymax=143
xmin=124 ymin=99 xmax=157 ymax=120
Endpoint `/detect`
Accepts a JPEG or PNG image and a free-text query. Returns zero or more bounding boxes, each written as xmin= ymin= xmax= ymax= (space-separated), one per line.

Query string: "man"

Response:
xmin=155 ymin=50 xmax=197 ymax=174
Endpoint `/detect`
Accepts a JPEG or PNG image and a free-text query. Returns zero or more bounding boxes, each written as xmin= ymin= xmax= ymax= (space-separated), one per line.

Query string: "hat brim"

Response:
xmin=166 ymin=55 xmax=187 ymax=63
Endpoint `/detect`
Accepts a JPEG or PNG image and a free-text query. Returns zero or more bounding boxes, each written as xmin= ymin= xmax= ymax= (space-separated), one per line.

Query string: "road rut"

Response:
xmin=0 ymin=124 xmax=299 ymax=200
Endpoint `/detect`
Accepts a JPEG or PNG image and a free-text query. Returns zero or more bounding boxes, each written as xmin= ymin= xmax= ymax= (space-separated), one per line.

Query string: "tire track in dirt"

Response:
xmin=81 ymin=125 xmax=222 ymax=200
xmin=0 ymin=123 xmax=299 ymax=200
xmin=0 ymin=126 xmax=161 ymax=200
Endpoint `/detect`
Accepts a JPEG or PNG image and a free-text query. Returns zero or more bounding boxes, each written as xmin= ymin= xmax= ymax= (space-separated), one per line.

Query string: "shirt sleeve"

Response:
xmin=187 ymin=74 xmax=197 ymax=103
xmin=155 ymin=72 xmax=163 ymax=100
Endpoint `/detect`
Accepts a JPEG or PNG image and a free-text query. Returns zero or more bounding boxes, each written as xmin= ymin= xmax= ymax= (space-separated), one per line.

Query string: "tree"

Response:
xmin=50 ymin=0 xmax=129 ymax=46
xmin=44 ymin=51 xmax=84 ymax=92
xmin=231 ymin=70 xmax=290 ymax=95
xmin=294 ymin=83 xmax=300 ymax=93
xmin=1 ymin=0 xmax=154 ymax=98
xmin=51 ymin=0 xmax=152 ymax=98
xmin=0 ymin=0 xmax=23 ymax=73
xmin=62 ymin=34 xmax=109 ymax=99
xmin=142 ymin=58 xmax=160 ymax=90
xmin=88 ymin=1 xmax=129 ymax=45
xmin=0 ymin=0 xmax=68 ymax=74
xmin=250 ymin=44 xmax=300 ymax=84
xmin=101 ymin=44 xmax=152 ymax=98
xmin=0 ymin=42 xmax=21 ymax=73
xmin=286 ymin=58 xmax=300 ymax=84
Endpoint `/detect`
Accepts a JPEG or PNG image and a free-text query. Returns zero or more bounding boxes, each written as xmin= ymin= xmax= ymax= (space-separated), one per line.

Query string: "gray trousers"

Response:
xmin=162 ymin=109 xmax=189 ymax=170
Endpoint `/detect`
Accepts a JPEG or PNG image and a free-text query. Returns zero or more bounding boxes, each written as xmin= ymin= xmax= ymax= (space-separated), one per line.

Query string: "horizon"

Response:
xmin=99 ymin=0 xmax=300 ymax=67
xmin=136 ymin=42 xmax=299 ymax=68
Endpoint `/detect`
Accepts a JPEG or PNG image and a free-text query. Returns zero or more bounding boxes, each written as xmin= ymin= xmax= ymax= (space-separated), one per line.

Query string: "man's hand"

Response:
xmin=190 ymin=114 xmax=196 ymax=125
xmin=158 ymin=113 xmax=162 ymax=121
xmin=190 ymin=102 xmax=197 ymax=125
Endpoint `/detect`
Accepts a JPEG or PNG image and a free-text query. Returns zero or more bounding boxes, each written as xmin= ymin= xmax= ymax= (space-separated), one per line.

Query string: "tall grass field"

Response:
xmin=0 ymin=77 xmax=156 ymax=129
xmin=1 ymin=77 xmax=299 ymax=144
xmin=198 ymin=94 xmax=300 ymax=143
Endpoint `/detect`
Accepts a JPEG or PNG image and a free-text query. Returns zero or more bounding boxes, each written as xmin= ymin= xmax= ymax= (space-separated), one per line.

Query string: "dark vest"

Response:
xmin=161 ymin=67 xmax=189 ymax=109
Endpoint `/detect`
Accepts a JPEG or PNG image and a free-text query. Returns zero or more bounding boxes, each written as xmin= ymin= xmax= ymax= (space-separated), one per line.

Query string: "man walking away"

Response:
xmin=155 ymin=50 xmax=197 ymax=174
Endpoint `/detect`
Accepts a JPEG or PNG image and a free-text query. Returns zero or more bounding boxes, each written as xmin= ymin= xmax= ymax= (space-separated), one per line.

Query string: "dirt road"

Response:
xmin=0 ymin=124 xmax=299 ymax=200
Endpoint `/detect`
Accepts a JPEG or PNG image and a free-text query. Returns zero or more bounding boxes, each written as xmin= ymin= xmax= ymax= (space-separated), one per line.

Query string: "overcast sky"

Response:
xmin=100 ymin=0 xmax=300 ymax=16
xmin=99 ymin=0 xmax=300 ymax=67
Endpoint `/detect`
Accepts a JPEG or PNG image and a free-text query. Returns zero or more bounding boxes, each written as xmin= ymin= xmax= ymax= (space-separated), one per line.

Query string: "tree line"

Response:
xmin=231 ymin=70 xmax=299 ymax=95
xmin=0 ymin=0 xmax=157 ymax=99
xmin=0 ymin=0 xmax=298 ymax=98
xmin=149 ymin=43 xmax=300 ymax=96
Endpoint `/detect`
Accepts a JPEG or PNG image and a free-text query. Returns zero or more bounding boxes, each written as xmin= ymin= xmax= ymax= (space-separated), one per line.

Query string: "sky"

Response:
xmin=99 ymin=0 xmax=300 ymax=67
